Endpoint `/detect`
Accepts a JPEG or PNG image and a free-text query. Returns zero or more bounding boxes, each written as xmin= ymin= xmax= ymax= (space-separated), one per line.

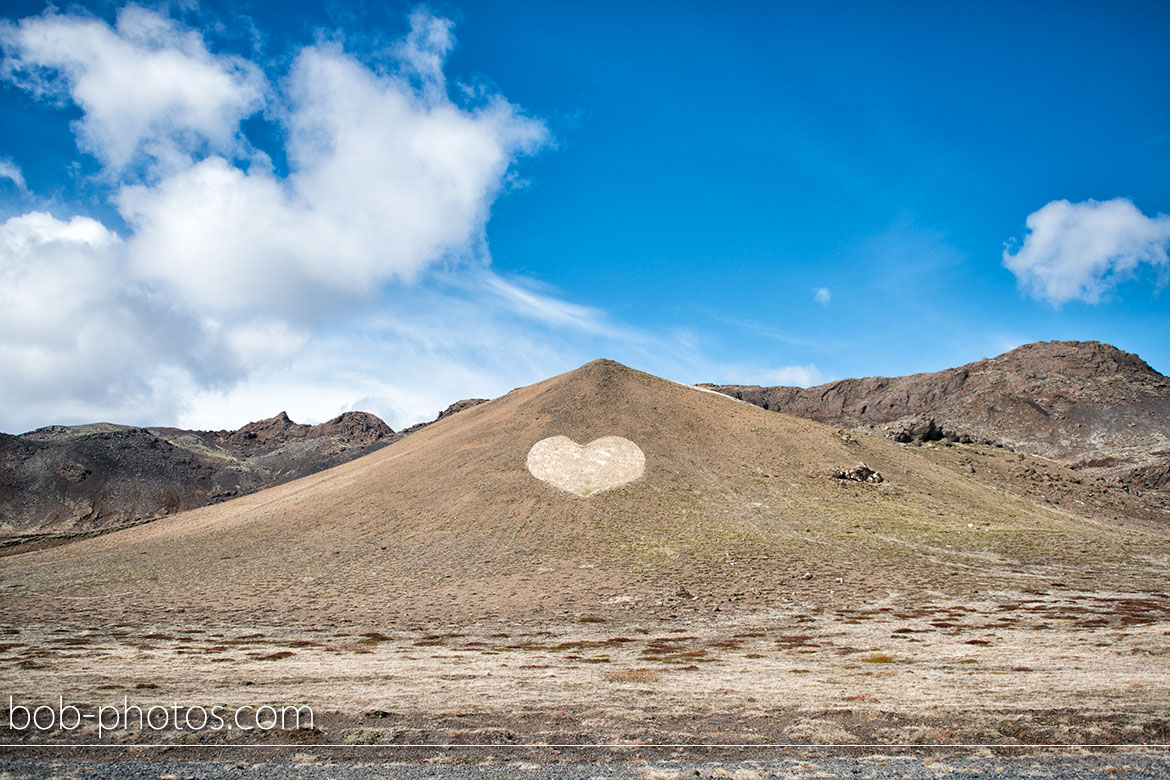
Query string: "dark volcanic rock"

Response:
xmin=703 ymin=340 xmax=1170 ymax=479
xmin=312 ymin=412 xmax=395 ymax=445
xmin=1123 ymin=459 xmax=1170 ymax=491
xmin=879 ymin=416 xmax=976 ymax=445
xmin=400 ymin=398 xmax=489 ymax=436
xmin=436 ymin=398 xmax=489 ymax=421
xmin=226 ymin=411 xmax=304 ymax=446
xmin=831 ymin=463 xmax=884 ymax=484
xmin=0 ymin=412 xmax=398 ymax=542
xmin=1 ymin=397 xmax=496 ymax=544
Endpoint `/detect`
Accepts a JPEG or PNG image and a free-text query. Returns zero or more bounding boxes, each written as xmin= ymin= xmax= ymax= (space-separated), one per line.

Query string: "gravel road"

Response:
xmin=2 ymin=754 xmax=1170 ymax=779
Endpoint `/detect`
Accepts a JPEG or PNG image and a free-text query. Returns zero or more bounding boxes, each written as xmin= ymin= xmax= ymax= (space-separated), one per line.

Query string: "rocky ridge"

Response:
xmin=0 ymin=402 xmax=484 ymax=545
xmin=703 ymin=340 xmax=1170 ymax=485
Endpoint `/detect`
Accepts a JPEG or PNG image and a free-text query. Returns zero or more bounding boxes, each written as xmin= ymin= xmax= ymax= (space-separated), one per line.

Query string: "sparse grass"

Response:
xmin=861 ymin=654 xmax=895 ymax=663
xmin=255 ymin=650 xmax=295 ymax=661
xmin=359 ymin=632 xmax=392 ymax=643
xmin=604 ymin=668 xmax=660 ymax=683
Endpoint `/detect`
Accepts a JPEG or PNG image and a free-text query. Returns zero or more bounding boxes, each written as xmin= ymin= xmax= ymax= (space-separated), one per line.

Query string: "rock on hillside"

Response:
xmin=703 ymin=341 xmax=1170 ymax=480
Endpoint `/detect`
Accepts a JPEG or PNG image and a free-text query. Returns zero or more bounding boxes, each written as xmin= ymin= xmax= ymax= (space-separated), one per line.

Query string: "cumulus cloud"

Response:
xmin=2 ymin=5 xmax=266 ymax=175
xmin=0 ymin=209 xmax=320 ymax=430
xmin=0 ymin=6 xmax=556 ymax=432
xmin=1 ymin=7 xmax=769 ymax=433
xmin=119 ymin=41 xmax=545 ymax=316
xmin=1003 ymin=198 xmax=1170 ymax=305
xmin=393 ymin=10 xmax=455 ymax=88
xmin=0 ymin=212 xmax=187 ymax=425
xmin=814 ymin=287 xmax=830 ymax=306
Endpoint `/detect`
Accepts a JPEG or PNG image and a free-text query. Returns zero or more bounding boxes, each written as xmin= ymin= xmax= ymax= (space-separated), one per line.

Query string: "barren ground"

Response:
xmin=3 ymin=586 xmax=1169 ymax=752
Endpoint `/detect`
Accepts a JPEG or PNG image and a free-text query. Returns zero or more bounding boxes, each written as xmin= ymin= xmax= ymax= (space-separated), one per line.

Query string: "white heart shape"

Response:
xmin=526 ymin=436 xmax=645 ymax=497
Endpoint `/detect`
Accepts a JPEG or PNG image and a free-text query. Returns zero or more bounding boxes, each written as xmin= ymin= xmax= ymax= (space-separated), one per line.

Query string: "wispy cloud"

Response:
xmin=479 ymin=273 xmax=634 ymax=339
xmin=814 ymin=286 xmax=830 ymax=306
xmin=0 ymin=157 xmax=25 ymax=189
xmin=1004 ymin=197 xmax=1170 ymax=306
xmin=760 ymin=364 xmax=823 ymax=387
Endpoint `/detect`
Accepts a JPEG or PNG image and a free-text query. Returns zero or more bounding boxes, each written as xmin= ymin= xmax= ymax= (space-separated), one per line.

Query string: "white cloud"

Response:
xmin=760 ymin=364 xmax=823 ymax=387
xmin=176 ymin=296 xmax=575 ymax=430
xmin=1004 ymin=198 xmax=1170 ymax=305
xmin=814 ymin=286 xmax=830 ymax=306
xmin=117 ymin=30 xmax=546 ymax=317
xmin=0 ymin=157 xmax=25 ymax=189
xmin=0 ymin=7 xmax=583 ymax=433
xmin=0 ymin=210 xmax=322 ymax=432
xmin=0 ymin=7 xmax=779 ymax=434
xmin=2 ymin=5 xmax=266 ymax=175
xmin=172 ymin=271 xmax=708 ymax=431
xmin=393 ymin=10 xmax=455 ymax=88
xmin=0 ymin=212 xmax=179 ymax=427
xmin=479 ymin=274 xmax=632 ymax=338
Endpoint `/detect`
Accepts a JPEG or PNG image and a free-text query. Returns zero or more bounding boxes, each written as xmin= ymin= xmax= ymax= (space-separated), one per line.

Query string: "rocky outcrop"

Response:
xmin=879 ymin=415 xmax=984 ymax=445
xmin=704 ymin=341 xmax=1170 ymax=480
xmin=0 ymin=412 xmax=398 ymax=542
xmin=401 ymin=398 xmax=489 ymax=435
xmin=436 ymin=398 xmax=489 ymax=421
xmin=1 ymin=398 xmax=496 ymax=544
xmin=1123 ymin=459 xmax=1170 ymax=491
xmin=311 ymin=411 xmax=395 ymax=445
xmin=831 ymin=463 xmax=884 ymax=484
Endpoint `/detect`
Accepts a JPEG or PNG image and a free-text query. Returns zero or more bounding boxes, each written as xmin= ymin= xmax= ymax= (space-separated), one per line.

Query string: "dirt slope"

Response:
xmin=2 ymin=359 xmax=1165 ymax=626
xmin=703 ymin=340 xmax=1170 ymax=481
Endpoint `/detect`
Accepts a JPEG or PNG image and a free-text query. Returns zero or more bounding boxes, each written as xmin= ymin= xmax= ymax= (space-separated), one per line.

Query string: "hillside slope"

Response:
xmin=3 ymin=359 xmax=1165 ymax=625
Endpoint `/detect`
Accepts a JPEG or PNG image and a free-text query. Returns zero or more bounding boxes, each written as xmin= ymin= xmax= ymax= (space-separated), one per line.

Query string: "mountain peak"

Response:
xmin=550 ymin=358 xmax=660 ymax=391
xmin=987 ymin=340 xmax=1165 ymax=382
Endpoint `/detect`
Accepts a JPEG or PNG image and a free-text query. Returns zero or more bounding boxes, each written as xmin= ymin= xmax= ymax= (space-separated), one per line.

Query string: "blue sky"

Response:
xmin=1 ymin=0 xmax=1168 ymax=432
